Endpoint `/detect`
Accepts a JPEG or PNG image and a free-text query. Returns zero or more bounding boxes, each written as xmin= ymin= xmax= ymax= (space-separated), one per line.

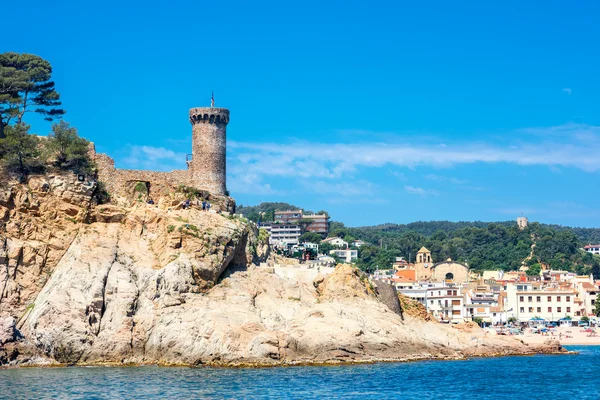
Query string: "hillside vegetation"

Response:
xmin=240 ymin=202 xmax=600 ymax=275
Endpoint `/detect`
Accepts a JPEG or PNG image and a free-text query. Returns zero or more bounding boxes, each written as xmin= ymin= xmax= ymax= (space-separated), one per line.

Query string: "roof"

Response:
xmin=584 ymin=244 xmax=600 ymax=249
xmin=417 ymin=247 xmax=430 ymax=253
xmin=395 ymin=270 xmax=416 ymax=281
xmin=582 ymin=282 xmax=598 ymax=292
xmin=275 ymin=210 xmax=302 ymax=214
xmin=432 ymin=261 xmax=469 ymax=270
xmin=321 ymin=237 xmax=346 ymax=243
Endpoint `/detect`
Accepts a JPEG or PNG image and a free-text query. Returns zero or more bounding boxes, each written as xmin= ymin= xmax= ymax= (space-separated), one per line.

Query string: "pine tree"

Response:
xmin=0 ymin=123 xmax=44 ymax=181
xmin=0 ymin=52 xmax=65 ymax=137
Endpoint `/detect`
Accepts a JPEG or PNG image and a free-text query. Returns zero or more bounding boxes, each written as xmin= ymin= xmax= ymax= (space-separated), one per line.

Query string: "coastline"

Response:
xmin=0 ymin=346 xmax=571 ymax=370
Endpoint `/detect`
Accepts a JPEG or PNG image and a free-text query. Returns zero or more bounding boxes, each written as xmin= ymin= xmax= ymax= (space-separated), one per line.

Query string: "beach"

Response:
xmin=512 ymin=325 xmax=600 ymax=346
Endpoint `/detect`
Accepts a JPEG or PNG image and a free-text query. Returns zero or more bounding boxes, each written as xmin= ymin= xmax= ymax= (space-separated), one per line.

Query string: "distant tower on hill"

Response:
xmin=188 ymin=95 xmax=229 ymax=195
xmin=517 ymin=214 xmax=528 ymax=230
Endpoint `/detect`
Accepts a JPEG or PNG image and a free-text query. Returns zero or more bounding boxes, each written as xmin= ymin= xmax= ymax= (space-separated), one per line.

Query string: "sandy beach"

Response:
xmin=514 ymin=325 xmax=600 ymax=346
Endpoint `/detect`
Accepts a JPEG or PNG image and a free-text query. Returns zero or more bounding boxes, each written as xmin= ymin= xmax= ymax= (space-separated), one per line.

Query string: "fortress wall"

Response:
xmin=93 ymin=151 xmax=191 ymax=196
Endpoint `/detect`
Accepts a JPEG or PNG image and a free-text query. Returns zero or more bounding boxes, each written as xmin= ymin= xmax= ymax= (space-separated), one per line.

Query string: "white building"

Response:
xmin=583 ymin=244 xmax=600 ymax=255
xmin=330 ymin=249 xmax=358 ymax=263
xmin=321 ymin=237 xmax=348 ymax=248
xmin=425 ymin=284 xmax=464 ymax=322
xmin=507 ymin=287 xmax=578 ymax=322
xmin=261 ymin=223 xmax=301 ymax=245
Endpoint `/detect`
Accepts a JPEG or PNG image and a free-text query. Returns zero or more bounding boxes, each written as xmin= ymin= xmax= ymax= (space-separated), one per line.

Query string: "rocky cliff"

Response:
xmin=0 ymin=173 xmax=564 ymax=366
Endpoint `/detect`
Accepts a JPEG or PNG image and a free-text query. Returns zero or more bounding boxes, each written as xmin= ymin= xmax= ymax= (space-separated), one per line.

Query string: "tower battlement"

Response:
xmin=189 ymin=108 xmax=230 ymax=125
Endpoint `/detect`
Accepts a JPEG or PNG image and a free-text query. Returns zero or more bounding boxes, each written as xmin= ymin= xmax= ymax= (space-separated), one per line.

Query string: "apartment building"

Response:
xmin=302 ymin=214 xmax=329 ymax=234
xmin=426 ymin=284 xmax=464 ymax=322
xmin=330 ymin=248 xmax=358 ymax=263
xmin=260 ymin=223 xmax=302 ymax=245
xmin=506 ymin=285 xmax=578 ymax=322
xmin=274 ymin=210 xmax=329 ymax=235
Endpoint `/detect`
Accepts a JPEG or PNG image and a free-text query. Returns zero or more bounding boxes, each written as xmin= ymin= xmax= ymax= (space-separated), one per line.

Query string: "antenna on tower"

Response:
xmin=211 ymin=91 xmax=215 ymax=108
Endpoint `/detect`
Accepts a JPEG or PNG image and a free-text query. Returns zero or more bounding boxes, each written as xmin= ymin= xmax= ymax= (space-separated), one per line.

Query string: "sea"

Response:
xmin=0 ymin=346 xmax=597 ymax=399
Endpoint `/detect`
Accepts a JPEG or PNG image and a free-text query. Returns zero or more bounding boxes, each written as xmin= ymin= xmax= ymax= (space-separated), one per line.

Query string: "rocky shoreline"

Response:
xmin=0 ymin=173 xmax=567 ymax=368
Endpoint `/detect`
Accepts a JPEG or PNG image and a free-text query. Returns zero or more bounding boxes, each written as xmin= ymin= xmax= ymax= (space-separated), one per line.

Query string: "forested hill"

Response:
xmin=333 ymin=221 xmax=600 ymax=274
xmin=238 ymin=202 xmax=600 ymax=274
xmin=345 ymin=220 xmax=600 ymax=245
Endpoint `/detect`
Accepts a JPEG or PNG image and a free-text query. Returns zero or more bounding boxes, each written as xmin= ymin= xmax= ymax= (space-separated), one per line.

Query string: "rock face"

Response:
xmin=0 ymin=173 xmax=564 ymax=367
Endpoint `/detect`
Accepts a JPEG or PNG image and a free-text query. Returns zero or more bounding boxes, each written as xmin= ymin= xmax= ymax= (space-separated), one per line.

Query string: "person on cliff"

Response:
xmin=202 ymin=200 xmax=206 ymax=211
xmin=206 ymin=201 xmax=211 ymax=212
xmin=183 ymin=199 xmax=191 ymax=209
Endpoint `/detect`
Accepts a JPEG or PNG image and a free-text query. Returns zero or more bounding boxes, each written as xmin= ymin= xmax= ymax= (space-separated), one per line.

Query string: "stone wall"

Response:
xmin=93 ymin=151 xmax=191 ymax=198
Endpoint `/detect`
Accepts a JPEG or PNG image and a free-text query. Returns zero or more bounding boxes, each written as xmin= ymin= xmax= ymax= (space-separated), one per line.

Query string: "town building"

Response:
xmin=583 ymin=244 xmax=600 ymax=255
xmin=274 ymin=210 xmax=303 ymax=224
xmin=330 ymin=249 xmax=358 ymax=263
xmin=426 ymin=284 xmax=464 ymax=322
xmin=393 ymin=257 xmax=413 ymax=270
xmin=504 ymin=281 xmax=579 ymax=322
xmin=351 ymin=239 xmax=368 ymax=248
xmin=260 ymin=223 xmax=301 ymax=245
xmin=431 ymin=259 xmax=470 ymax=283
xmin=302 ymin=214 xmax=329 ymax=234
xmin=414 ymin=247 xmax=433 ymax=280
xmin=274 ymin=210 xmax=329 ymax=234
xmin=321 ymin=237 xmax=348 ymax=248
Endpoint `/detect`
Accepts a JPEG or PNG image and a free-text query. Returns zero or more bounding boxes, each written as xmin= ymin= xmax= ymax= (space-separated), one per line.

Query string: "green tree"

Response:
xmin=0 ymin=53 xmax=65 ymax=137
xmin=299 ymin=231 xmax=322 ymax=244
xmin=46 ymin=121 xmax=93 ymax=174
xmin=527 ymin=263 xmax=542 ymax=276
xmin=595 ymin=301 xmax=600 ymax=317
xmin=0 ymin=123 xmax=44 ymax=181
xmin=581 ymin=316 xmax=590 ymax=323
xmin=592 ymin=259 xmax=600 ymax=280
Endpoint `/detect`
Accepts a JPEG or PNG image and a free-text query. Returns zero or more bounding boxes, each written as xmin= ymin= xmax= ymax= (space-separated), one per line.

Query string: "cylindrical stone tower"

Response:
xmin=189 ymin=107 xmax=229 ymax=195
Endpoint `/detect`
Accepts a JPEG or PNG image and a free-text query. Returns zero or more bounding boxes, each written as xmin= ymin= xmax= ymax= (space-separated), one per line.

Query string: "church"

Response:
xmin=414 ymin=247 xmax=469 ymax=283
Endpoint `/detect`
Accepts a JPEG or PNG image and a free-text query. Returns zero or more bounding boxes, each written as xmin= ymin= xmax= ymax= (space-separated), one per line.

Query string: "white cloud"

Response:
xmin=229 ymin=124 xmax=600 ymax=178
xmin=404 ymin=185 xmax=439 ymax=197
xmin=563 ymin=88 xmax=572 ymax=95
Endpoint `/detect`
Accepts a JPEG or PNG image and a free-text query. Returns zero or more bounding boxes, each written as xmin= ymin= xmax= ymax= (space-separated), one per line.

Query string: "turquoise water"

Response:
xmin=0 ymin=346 xmax=596 ymax=399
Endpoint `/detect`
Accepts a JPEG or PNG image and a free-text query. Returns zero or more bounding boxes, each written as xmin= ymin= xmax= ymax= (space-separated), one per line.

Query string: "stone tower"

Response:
xmin=188 ymin=107 xmax=230 ymax=195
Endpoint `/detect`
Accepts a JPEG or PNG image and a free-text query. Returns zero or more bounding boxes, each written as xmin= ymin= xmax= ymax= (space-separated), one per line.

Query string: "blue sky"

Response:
xmin=11 ymin=1 xmax=600 ymax=227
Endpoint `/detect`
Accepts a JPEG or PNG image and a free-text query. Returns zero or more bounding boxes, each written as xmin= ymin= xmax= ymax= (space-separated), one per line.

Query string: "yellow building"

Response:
xmin=414 ymin=247 xmax=433 ymax=280
xmin=431 ymin=259 xmax=470 ymax=283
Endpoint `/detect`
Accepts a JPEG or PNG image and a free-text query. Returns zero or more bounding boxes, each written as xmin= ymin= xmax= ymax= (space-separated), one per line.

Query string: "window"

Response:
xmin=430 ymin=300 xmax=434 ymax=305
xmin=547 ymin=296 xmax=552 ymax=302
xmin=536 ymin=296 xmax=541 ymax=302
xmin=528 ymin=307 xmax=533 ymax=313
xmin=520 ymin=296 xmax=524 ymax=302
xmin=528 ymin=296 xmax=533 ymax=302
xmin=520 ymin=307 xmax=525 ymax=313
xmin=548 ymin=307 xmax=552 ymax=312
xmin=447 ymin=290 xmax=452 ymax=295
xmin=557 ymin=296 xmax=561 ymax=302
xmin=557 ymin=307 xmax=562 ymax=313
xmin=567 ymin=307 xmax=571 ymax=313
xmin=566 ymin=296 xmax=571 ymax=302
xmin=537 ymin=307 xmax=541 ymax=313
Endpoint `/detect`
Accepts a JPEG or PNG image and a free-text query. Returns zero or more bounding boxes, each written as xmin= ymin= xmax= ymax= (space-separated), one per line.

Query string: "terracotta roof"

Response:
xmin=584 ymin=244 xmax=600 ymax=249
xmin=582 ymin=282 xmax=598 ymax=292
